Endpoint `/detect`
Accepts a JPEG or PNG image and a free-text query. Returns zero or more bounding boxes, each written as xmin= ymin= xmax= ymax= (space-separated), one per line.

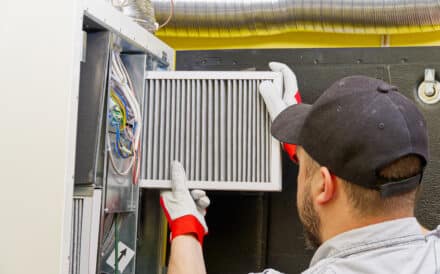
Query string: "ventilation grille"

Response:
xmin=140 ymin=71 xmax=282 ymax=191
xmin=69 ymin=192 xmax=101 ymax=274
xmin=70 ymin=198 xmax=84 ymax=274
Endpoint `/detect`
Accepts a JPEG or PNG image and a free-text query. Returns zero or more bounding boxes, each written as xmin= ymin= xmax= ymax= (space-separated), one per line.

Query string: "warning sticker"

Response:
xmin=106 ymin=241 xmax=135 ymax=273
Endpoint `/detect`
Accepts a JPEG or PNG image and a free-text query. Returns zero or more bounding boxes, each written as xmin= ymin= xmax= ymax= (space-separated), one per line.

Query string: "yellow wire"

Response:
xmin=160 ymin=211 xmax=169 ymax=267
xmin=110 ymin=90 xmax=127 ymax=131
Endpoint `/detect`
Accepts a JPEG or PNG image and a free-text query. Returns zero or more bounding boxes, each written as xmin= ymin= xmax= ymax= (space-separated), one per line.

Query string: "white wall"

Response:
xmin=0 ymin=1 xmax=80 ymax=273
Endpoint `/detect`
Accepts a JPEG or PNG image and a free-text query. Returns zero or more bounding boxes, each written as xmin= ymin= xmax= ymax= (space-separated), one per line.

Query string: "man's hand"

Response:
xmin=259 ymin=62 xmax=301 ymax=120
xmin=160 ymin=161 xmax=210 ymax=245
xmin=259 ymin=62 xmax=302 ymax=162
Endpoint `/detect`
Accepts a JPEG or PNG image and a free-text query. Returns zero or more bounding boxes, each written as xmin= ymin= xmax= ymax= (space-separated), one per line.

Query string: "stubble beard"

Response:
xmin=299 ymin=184 xmax=322 ymax=250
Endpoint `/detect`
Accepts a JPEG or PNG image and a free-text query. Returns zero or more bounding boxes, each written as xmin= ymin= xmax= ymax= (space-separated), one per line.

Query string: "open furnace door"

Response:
xmin=139 ymin=71 xmax=283 ymax=191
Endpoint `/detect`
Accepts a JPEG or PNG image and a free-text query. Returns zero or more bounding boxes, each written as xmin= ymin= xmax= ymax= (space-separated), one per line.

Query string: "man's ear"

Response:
xmin=316 ymin=167 xmax=336 ymax=205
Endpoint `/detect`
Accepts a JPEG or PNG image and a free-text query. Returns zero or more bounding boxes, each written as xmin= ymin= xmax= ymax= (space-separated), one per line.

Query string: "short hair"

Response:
xmin=342 ymin=155 xmax=422 ymax=216
xmin=300 ymin=147 xmax=320 ymax=180
xmin=299 ymin=147 xmax=422 ymax=216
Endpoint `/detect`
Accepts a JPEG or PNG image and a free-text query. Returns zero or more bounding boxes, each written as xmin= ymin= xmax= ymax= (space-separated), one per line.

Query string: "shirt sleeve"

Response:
xmin=301 ymin=265 xmax=337 ymax=274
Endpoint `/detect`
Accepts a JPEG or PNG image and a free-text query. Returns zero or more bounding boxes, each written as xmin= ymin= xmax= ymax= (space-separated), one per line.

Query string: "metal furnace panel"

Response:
xmin=104 ymin=52 xmax=145 ymax=213
xmin=74 ymin=31 xmax=111 ymax=186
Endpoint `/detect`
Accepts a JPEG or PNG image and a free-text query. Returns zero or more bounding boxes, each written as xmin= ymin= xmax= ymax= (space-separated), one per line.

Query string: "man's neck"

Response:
xmin=321 ymin=213 xmax=415 ymax=243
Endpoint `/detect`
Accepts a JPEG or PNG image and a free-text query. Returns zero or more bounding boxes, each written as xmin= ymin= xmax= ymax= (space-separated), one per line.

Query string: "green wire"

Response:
xmin=114 ymin=214 xmax=119 ymax=274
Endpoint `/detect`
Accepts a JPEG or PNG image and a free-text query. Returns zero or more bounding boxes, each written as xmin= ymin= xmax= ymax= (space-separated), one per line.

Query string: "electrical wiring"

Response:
xmin=111 ymin=54 xmax=141 ymax=132
xmin=132 ymin=144 xmax=141 ymax=183
xmin=110 ymin=91 xmax=127 ymax=131
xmin=112 ymin=85 xmax=135 ymax=127
xmin=108 ymin=143 xmax=136 ymax=175
xmin=112 ymin=52 xmax=142 ymax=150
xmin=107 ymin=50 xmax=142 ymax=183
xmin=109 ymin=91 xmax=132 ymax=158
xmin=112 ymin=69 xmax=141 ymax=138
xmin=115 ymin=127 xmax=131 ymax=158
xmin=158 ymin=0 xmax=174 ymax=30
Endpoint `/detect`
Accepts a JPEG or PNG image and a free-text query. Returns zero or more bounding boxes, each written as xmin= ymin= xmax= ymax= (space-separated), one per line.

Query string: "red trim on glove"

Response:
xmin=160 ymin=197 xmax=207 ymax=245
xmin=294 ymin=90 xmax=302 ymax=104
xmin=282 ymin=90 xmax=302 ymax=163
xmin=171 ymin=215 xmax=207 ymax=245
xmin=283 ymin=143 xmax=298 ymax=163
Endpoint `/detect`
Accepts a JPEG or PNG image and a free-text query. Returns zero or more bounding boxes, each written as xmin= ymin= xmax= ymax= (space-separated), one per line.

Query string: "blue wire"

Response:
xmin=114 ymin=125 xmax=130 ymax=159
xmin=133 ymin=122 xmax=137 ymax=134
xmin=109 ymin=103 xmax=132 ymax=159
xmin=110 ymin=82 xmax=137 ymax=159
xmin=113 ymin=125 xmax=122 ymax=157
xmin=114 ymin=122 xmax=127 ymax=158
xmin=112 ymin=85 xmax=132 ymax=120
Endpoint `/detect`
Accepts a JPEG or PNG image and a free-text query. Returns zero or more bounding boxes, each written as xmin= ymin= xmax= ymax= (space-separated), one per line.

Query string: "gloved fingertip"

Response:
xmin=269 ymin=61 xmax=287 ymax=72
xmin=198 ymin=196 xmax=211 ymax=208
xmin=191 ymin=189 xmax=206 ymax=199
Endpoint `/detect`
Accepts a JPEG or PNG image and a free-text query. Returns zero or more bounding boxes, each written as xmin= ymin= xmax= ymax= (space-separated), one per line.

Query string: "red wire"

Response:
xmin=132 ymin=140 xmax=141 ymax=185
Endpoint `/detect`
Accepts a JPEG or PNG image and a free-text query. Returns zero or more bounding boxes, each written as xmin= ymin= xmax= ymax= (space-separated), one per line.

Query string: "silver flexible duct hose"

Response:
xmin=152 ymin=0 xmax=440 ymax=37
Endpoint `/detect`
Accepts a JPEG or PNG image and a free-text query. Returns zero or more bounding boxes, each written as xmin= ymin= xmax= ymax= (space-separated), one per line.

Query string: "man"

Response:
xmin=160 ymin=63 xmax=440 ymax=274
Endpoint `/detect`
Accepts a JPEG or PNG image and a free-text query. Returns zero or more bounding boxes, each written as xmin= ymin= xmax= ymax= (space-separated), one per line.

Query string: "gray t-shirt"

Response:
xmin=252 ymin=218 xmax=440 ymax=274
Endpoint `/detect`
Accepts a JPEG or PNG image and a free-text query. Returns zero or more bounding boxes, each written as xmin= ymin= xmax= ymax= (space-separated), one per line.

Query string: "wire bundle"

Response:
xmin=110 ymin=0 xmax=158 ymax=33
xmin=108 ymin=51 xmax=142 ymax=184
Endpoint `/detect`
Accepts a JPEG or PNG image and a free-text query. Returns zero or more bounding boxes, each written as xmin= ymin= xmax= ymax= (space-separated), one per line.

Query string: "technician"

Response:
xmin=160 ymin=63 xmax=440 ymax=274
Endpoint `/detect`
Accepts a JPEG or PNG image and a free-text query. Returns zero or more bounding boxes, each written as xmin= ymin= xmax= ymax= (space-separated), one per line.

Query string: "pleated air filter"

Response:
xmin=139 ymin=71 xmax=283 ymax=191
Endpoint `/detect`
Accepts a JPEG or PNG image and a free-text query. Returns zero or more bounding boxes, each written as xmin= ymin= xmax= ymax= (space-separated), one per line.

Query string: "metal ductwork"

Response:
xmin=152 ymin=0 xmax=440 ymax=37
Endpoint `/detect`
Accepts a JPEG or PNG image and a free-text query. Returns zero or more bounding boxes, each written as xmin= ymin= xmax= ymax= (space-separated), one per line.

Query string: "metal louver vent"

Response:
xmin=140 ymin=71 xmax=282 ymax=191
xmin=70 ymin=198 xmax=84 ymax=274
xmin=69 ymin=191 xmax=101 ymax=274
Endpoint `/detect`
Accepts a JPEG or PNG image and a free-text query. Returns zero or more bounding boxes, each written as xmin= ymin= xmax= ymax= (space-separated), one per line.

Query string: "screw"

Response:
xmin=424 ymin=84 xmax=436 ymax=97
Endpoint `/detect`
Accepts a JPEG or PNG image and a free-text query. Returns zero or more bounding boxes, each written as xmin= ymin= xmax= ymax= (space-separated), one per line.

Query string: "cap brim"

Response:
xmin=271 ymin=104 xmax=312 ymax=144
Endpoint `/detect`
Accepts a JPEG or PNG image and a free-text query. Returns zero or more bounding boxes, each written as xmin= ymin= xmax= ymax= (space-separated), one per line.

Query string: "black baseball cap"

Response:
xmin=271 ymin=76 xmax=429 ymax=197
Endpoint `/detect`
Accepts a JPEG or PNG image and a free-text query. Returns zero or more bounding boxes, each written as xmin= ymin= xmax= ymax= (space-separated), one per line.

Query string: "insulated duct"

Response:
xmin=152 ymin=0 xmax=440 ymax=37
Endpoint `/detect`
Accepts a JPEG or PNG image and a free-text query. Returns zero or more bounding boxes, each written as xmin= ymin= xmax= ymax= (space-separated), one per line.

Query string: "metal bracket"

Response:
xmin=417 ymin=68 xmax=440 ymax=104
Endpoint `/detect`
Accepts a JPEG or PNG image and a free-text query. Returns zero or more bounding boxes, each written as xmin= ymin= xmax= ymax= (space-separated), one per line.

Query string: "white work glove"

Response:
xmin=160 ymin=161 xmax=210 ymax=245
xmin=259 ymin=62 xmax=301 ymax=120
xmin=259 ymin=62 xmax=302 ymax=162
